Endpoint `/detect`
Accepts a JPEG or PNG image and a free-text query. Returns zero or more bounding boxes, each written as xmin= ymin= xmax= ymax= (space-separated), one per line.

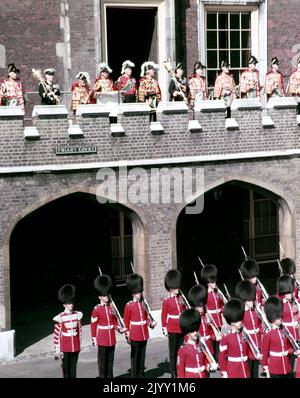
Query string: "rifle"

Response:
xmin=193 ymin=271 xmax=200 ymax=285
xmin=281 ymin=323 xmax=300 ymax=353
xmin=223 ymin=284 xmax=231 ymax=301
xmin=198 ymin=257 xmax=205 ymax=268
xmin=216 ymin=285 xmax=228 ymax=304
xmin=206 ymin=311 xmax=222 ymax=340
xmin=255 ymin=305 xmax=271 ymax=333
xmin=238 ymin=269 xmax=244 ymax=281
xmin=198 ymin=336 xmax=219 ymax=371
xmin=241 ymin=325 xmax=262 ymax=360
xmin=130 ymin=262 xmax=157 ymax=325
xmin=277 ymin=259 xmax=283 ymax=276
xmin=279 ymin=242 xmax=286 ymax=259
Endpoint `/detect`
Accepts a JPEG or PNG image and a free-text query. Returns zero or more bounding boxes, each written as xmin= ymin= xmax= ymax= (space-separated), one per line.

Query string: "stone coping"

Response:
xmin=76 ymin=104 xmax=111 ymax=117
xmin=231 ymin=98 xmax=262 ymax=111
xmin=194 ymin=100 xmax=226 ymax=113
xmin=0 ymin=106 xmax=24 ymax=117
xmin=266 ymin=97 xmax=298 ymax=109
xmin=119 ymin=102 xmax=151 ymax=115
xmin=32 ymin=105 xmax=69 ymax=118
xmin=157 ymin=101 xmax=189 ymax=114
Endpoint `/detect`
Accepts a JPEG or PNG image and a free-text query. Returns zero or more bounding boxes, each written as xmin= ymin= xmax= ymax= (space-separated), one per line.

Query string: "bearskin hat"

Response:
xmin=121 ymin=60 xmax=135 ymax=75
xmin=164 ymin=269 xmax=182 ymax=291
xmin=277 ymin=275 xmax=294 ymax=296
xmin=240 ymin=258 xmax=259 ymax=279
xmin=235 ymin=280 xmax=256 ymax=303
xmin=280 ymin=257 xmax=296 ymax=275
xmin=8 ymin=63 xmax=20 ymax=74
xmin=98 ymin=62 xmax=112 ymax=74
xmin=271 ymin=57 xmax=279 ymax=66
xmin=140 ymin=61 xmax=159 ymax=77
xmin=94 ymin=275 xmax=112 ymax=297
xmin=201 ymin=264 xmax=218 ymax=284
xmin=179 ymin=308 xmax=201 ymax=334
xmin=264 ymin=296 xmax=283 ymax=323
xmin=188 ymin=284 xmax=208 ymax=308
xmin=248 ymin=55 xmax=258 ymax=65
xmin=223 ymin=298 xmax=244 ymax=324
xmin=194 ymin=61 xmax=206 ymax=73
xmin=58 ymin=284 xmax=76 ymax=304
xmin=127 ymin=273 xmax=144 ymax=294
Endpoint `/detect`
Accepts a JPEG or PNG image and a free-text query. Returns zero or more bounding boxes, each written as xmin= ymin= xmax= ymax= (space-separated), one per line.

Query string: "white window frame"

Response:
xmin=94 ymin=0 xmax=176 ymax=101
xmin=198 ymin=0 xmax=267 ymax=87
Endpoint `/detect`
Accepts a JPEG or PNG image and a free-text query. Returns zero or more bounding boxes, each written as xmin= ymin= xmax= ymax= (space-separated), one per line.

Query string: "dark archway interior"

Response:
xmin=106 ymin=7 xmax=158 ymax=83
xmin=177 ymin=182 xmax=280 ymax=297
xmin=10 ymin=193 xmax=133 ymax=354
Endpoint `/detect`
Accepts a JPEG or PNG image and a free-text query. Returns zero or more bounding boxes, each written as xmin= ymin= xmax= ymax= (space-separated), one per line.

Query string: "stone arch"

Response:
xmin=2 ymin=185 xmax=147 ymax=331
xmin=172 ymin=175 xmax=295 ymax=272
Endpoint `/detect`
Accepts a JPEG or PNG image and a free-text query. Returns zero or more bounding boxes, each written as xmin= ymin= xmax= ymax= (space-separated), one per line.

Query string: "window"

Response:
xmin=206 ymin=11 xmax=252 ymax=88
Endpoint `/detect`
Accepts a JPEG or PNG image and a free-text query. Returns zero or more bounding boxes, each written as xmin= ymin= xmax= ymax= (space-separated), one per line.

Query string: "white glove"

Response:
xmin=162 ymin=327 xmax=168 ymax=336
xmin=221 ymin=371 xmax=228 ymax=378
xmin=209 ymin=362 xmax=218 ymax=372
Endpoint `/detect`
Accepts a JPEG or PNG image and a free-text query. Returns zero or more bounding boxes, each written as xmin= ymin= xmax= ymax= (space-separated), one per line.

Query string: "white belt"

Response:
xmin=270 ymin=350 xmax=289 ymax=357
xmin=130 ymin=320 xmax=146 ymax=326
xmin=201 ymin=335 xmax=210 ymax=341
xmin=247 ymin=328 xmax=259 ymax=335
xmin=168 ymin=315 xmax=180 ymax=319
xmin=185 ymin=366 xmax=205 ymax=373
xmin=228 ymin=356 xmax=248 ymax=362
xmin=207 ymin=309 xmax=221 ymax=314
xmin=97 ymin=325 xmax=114 ymax=330
xmin=62 ymin=331 xmax=78 ymax=337
xmin=283 ymin=321 xmax=298 ymax=327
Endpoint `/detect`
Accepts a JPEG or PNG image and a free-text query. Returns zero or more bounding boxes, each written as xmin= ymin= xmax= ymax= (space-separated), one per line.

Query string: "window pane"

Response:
xmin=219 ymin=31 xmax=229 ymax=49
xmin=241 ymin=13 xmax=251 ymax=29
xmin=207 ymin=13 xmax=217 ymax=29
xmin=207 ymin=31 xmax=217 ymax=49
xmin=230 ymin=13 xmax=240 ymax=29
xmin=207 ymin=70 xmax=217 ymax=88
xmin=207 ymin=50 xmax=218 ymax=69
xmin=242 ymin=31 xmax=251 ymax=48
xmin=230 ymin=31 xmax=240 ymax=49
xmin=242 ymin=50 xmax=251 ymax=67
xmin=219 ymin=13 xmax=229 ymax=29
xmin=230 ymin=50 xmax=240 ymax=67
xmin=219 ymin=50 xmax=229 ymax=65
xmin=231 ymin=69 xmax=240 ymax=86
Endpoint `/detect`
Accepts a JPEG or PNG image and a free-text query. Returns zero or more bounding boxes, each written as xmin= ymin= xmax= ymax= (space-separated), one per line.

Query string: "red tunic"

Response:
xmin=53 ymin=311 xmax=82 ymax=354
xmin=243 ymin=308 xmax=262 ymax=360
xmin=91 ymin=303 xmax=119 ymax=347
xmin=280 ymin=298 xmax=300 ymax=341
xmin=161 ymin=294 xmax=187 ymax=334
xmin=0 ymin=78 xmax=25 ymax=113
xmin=219 ymin=330 xmax=251 ymax=378
xmin=265 ymin=71 xmax=285 ymax=97
xmin=124 ymin=300 xmax=150 ymax=342
xmin=188 ymin=75 xmax=208 ymax=101
xmin=199 ymin=313 xmax=215 ymax=355
xmin=206 ymin=290 xmax=224 ymax=329
xmin=261 ymin=326 xmax=292 ymax=375
xmin=71 ymin=82 xmax=91 ymax=110
xmin=177 ymin=342 xmax=207 ymax=378
xmin=255 ymin=284 xmax=264 ymax=307
xmin=117 ymin=75 xmax=137 ymax=96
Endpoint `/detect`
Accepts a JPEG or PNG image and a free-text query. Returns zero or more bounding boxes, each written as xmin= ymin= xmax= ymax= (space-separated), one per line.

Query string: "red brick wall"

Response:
xmin=268 ymin=0 xmax=300 ymax=83
xmin=185 ymin=0 xmax=199 ymax=77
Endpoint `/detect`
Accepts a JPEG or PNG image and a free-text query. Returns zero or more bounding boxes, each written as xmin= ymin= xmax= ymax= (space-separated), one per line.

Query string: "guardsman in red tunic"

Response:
xmin=265 ymin=57 xmax=285 ymax=100
xmin=280 ymin=257 xmax=300 ymax=303
xmin=177 ymin=309 xmax=208 ymax=378
xmin=241 ymin=258 xmax=264 ymax=307
xmin=0 ymin=63 xmax=25 ymax=114
xmin=188 ymin=61 xmax=208 ymax=107
xmin=53 ymin=284 xmax=83 ymax=378
xmin=277 ymin=275 xmax=300 ymax=373
xmin=138 ymin=61 xmax=161 ymax=122
xmin=161 ymin=270 xmax=187 ymax=378
xmin=91 ymin=63 xmax=116 ymax=103
xmin=200 ymin=264 xmax=224 ymax=361
xmin=235 ymin=280 xmax=262 ymax=378
xmin=91 ymin=275 xmax=124 ymax=378
xmin=124 ymin=274 xmax=156 ymax=378
xmin=287 ymin=56 xmax=300 ymax=114
xmin=117 ymin=60 xmax=137 ymax=103
xmin=219 ymin=298 xmax=251 ymax=378
xmin=71 ymin=72 xmax=92 ymax=115
xmin=240 ymin=55 xmax=261 ymax=99
xmin=213 ymin=60 xmax=237 ymax=118
xmin=261 ymin=296 xmax=300 ymax=378
xmin=188 ymin=284 xmax=221 ymax=363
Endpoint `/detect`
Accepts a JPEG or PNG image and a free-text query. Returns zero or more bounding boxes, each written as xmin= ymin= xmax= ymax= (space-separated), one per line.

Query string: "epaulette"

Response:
xmin=94 ymin=304 xmax=100 ymax=309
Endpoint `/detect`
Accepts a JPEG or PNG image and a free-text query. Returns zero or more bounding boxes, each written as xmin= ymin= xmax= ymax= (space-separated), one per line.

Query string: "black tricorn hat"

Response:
xmin=249 ymin=55 xmax=258 ymax=65
xmin=201 ymin=264 xmax=218 ymax=284
xmin=194 ymin=61 xmax=206 ymax=73
xmin=277 ymin=275 xmax=294 ymax=296
xmin=235 ymin=280 xmax=256 ymax=303
xmin=127 ymin=273 xmax=144 ymax=294
xmin=188 ymin=284 xmax=208 ymax=308
xmin=280 ymin=258 xmax=296 ymax=275
xmin=240 ymin=258 xmax=259 ymax=279
xmin=8 ymin=63 xmax=20 ymax=74
xmin=223 ymin=298 xmax=244 ymax=324
xmin=179 ymin=308 xmax=201 ymax=334
xmin=220 ymin=60 xmax=230 ymax=69
xmin=164 ymin=269 xmax=182 ymax=291
xmin=264 ymin=296 xmax=283 ymax=323
xmin=94 ymin=275 xmax=112 ymax=296
xmin=271 ymin=57 xmax=279 ymax=66
xmin=58 ymin=284 xmax=76 ymax=304
xmin=175 ymin=62 xmax=184 ymax=72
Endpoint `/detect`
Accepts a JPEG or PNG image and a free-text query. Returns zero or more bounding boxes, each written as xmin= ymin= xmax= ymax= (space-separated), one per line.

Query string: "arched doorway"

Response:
xmin=176 ymin=180 xmax=293 ymax=297
xmin=9 ymin=192 xmax=144 ymax=355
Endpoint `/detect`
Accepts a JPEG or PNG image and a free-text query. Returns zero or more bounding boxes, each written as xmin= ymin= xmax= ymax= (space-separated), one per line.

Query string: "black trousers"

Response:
xmin=130 ymin=340 xmax=147 ymax=378
xmin=212 ymin=340 xmax=220 ymax=362
xmin=168 ymin=333 xmax=184 ymax=377
xmin=248 ymin=359 xmax=259 ymax=378
xmin=62 ymin=352 xmax=79 ymax=378
xmin=98 ymin=345 xmax=115 ymax=378
xmin=123 ymin=94 xmax=136 ymax=103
